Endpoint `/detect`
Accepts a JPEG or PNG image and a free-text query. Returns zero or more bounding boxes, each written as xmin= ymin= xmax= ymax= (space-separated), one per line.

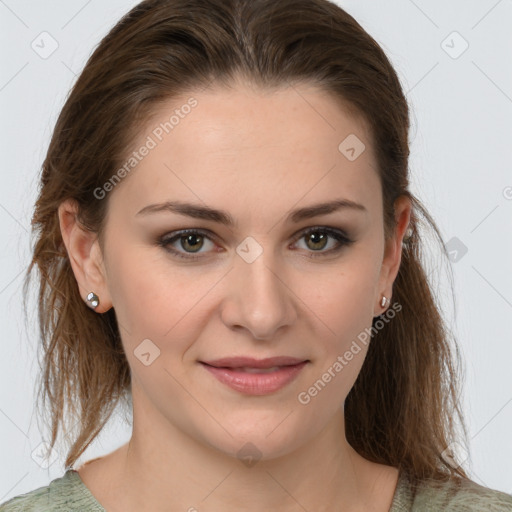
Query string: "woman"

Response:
xmin=1 ymin=0 xmax=511 ymax=510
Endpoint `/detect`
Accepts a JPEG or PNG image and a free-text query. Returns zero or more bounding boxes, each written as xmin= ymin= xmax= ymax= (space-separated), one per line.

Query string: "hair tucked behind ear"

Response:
xmin=24 ymin=0 xmax=468 ymax=480
xmin=346 ymin=195 xmax=467 ymax=483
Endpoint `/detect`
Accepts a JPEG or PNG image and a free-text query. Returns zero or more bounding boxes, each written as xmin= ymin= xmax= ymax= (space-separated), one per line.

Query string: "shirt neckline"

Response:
xmin=65 ymin=469 xmax=107 ymax=511
xmin=67 ymin=466 xmax=409 ymax=511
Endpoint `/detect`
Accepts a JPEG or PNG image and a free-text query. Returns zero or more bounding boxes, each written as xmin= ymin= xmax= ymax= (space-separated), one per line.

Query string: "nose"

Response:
xmin=220 ymin=246 xmax=297 ymax=340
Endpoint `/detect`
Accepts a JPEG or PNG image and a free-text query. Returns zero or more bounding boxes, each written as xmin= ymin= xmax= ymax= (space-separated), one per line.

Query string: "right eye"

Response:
xmin=158 ymin=229 xmax=219 ymax=260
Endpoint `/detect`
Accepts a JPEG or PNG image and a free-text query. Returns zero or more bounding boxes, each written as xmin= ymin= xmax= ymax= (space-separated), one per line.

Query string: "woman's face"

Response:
xmin=95 ymin=80 xmax=409 ymax=460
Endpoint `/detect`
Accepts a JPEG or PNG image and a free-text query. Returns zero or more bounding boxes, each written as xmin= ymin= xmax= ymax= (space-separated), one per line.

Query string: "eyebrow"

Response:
xmin=136 ymin=199 xmax=367 ymax=226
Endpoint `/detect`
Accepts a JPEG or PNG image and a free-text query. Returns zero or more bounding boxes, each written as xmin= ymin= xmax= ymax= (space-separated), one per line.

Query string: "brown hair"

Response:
xmin=24 ymin=0 xmax=469 ymax=482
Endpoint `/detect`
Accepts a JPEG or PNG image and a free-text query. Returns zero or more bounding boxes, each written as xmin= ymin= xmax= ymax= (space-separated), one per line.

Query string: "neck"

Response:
xmin=97 ymin=388 xmax=397 ymax=511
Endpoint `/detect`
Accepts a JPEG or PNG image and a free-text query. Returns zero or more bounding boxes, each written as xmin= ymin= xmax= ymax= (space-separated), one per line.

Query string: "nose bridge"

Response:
xmin=224 ymin=236 xmax=296 ymax=338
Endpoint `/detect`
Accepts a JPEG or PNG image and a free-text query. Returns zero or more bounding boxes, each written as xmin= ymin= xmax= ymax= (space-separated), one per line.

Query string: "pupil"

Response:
xmin=183 ymin=234 xmax=203 ymax=252
xmin=308 ymin=232 xmax=327 ymax=250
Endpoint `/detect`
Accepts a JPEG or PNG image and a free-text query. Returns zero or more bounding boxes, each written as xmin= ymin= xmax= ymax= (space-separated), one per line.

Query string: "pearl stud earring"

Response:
xmin=86 ymin=292 xmax=100 ymax=309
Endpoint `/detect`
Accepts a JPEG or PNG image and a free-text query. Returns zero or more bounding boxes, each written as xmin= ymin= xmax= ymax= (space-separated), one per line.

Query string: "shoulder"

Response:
xmin=393 ymin=471 xmax=512 ymax=511
xmin=0 ymin=470 xmax=105 ymax=512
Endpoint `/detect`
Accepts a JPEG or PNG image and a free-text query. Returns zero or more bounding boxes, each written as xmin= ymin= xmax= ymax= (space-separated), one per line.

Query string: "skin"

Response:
xmin=58 ymin=77 xmax=411 ymax=512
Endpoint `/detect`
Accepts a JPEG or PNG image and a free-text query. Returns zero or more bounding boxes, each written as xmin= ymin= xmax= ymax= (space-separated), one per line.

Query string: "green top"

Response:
xmin=1 ymin=469 xmax=511 ymax=511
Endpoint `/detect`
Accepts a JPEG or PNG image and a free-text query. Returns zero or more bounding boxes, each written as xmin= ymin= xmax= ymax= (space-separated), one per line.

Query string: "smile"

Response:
xmin=199 ymin=359 xmax=308 ymax=395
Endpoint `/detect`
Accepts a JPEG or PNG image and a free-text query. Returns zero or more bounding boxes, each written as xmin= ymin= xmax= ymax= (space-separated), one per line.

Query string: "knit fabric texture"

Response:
xmin=1 ymin=469 xmax=511 ymax=511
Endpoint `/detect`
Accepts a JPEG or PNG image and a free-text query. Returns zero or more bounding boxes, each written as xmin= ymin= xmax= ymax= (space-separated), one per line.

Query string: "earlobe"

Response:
xmin=57 ymin=199 xmax=113 ymax=313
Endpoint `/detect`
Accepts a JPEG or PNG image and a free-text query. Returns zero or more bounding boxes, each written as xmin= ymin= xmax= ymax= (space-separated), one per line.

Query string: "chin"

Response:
xmin=195 ymin=412 xmax=313 ymax=464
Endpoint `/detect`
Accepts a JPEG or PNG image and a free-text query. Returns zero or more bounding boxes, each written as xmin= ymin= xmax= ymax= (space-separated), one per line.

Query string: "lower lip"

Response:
xmin=200 ymin=362 xmax=308 ymax=395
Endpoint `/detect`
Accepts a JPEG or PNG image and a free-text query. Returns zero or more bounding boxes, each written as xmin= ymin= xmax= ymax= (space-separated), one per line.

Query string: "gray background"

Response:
xmin=1 ymin=0 xmax=511 ymax=502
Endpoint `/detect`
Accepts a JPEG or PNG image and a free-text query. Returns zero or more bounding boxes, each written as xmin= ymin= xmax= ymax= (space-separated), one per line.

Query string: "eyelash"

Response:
xmin=157 ymin=226 xmax=355 ymax=261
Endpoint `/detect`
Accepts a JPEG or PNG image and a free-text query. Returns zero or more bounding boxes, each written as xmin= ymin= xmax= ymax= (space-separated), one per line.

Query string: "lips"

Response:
xmin=201 ymin=356 xmax=307 ymax=369
xmin=199 ymin=356 xmax=309 ymax=395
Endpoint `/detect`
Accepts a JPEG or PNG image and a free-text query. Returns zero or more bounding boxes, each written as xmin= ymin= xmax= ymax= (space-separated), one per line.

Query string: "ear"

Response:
xmin=57 ymin=199 xmax=113 ymax=313
xmin=374 ymin=195 xmax=412 ymax=316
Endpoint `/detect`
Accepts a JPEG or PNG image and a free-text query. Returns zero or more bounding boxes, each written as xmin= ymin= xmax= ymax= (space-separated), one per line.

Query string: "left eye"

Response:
xmin=290 ymin=227 xmax=355 ymax=259
xmin=158 ymin=227 xmax=354 ymax=260
xmin=293 ymin=227 xmax=349 ymax=254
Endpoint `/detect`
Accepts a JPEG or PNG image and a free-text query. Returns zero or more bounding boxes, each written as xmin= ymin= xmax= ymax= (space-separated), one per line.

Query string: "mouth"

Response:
xmin=199 ymin=356 xmax=309 ymax=395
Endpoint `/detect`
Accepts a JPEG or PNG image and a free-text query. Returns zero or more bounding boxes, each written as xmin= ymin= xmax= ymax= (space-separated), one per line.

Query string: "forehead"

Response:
xmin=107 ymin=82 xmax=380 ymax=222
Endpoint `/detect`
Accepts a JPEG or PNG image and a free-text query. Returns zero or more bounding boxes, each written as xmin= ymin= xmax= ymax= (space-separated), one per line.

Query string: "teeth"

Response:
xmin=236 ymin=366 xmax=281 ymax=373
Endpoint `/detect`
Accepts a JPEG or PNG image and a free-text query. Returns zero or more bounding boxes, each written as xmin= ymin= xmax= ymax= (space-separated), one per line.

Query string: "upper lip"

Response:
xmin=200 ymin=356 xmax=308 ymax=369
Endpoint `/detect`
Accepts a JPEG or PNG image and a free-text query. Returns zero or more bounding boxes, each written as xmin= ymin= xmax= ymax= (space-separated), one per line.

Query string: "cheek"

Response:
xmin=296 ymin=274 xmax=375 ymax=414
xmin=107 ymin=249 xmax=222 ymax=354
xmin=299 ymin=257 xmax=379 ymax=343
